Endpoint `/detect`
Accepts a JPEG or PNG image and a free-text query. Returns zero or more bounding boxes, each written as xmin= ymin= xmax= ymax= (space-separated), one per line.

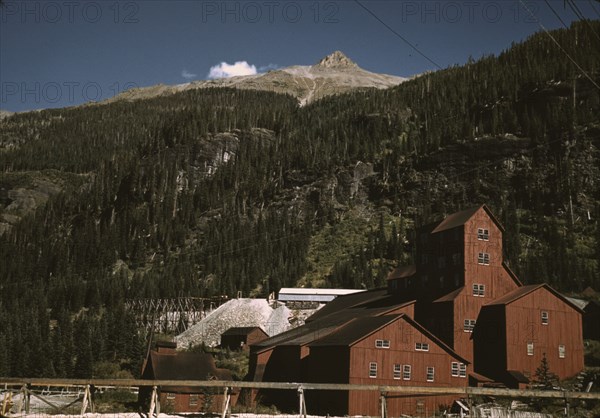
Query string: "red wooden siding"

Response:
xmin=504 ymin=288 xmax=583 ymax=381
xmin=304 ymin=316 xmax=468 ymax=417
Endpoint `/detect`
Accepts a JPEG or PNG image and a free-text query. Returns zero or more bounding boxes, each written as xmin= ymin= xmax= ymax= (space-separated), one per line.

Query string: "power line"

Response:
xmin=566 ymin=0 xmax=586 ymax=20
xmin=565 ymin=0 xmax=600 ymax=42
xmin=518 ymin=0 xmax=600 ymax=90
xmin=352 ymin=0 xmax=442 ymax=70
xmin=544 ymin=0 xmax=570 ymax=28
xmin=588 ymin=0 xmax=600 ymax=19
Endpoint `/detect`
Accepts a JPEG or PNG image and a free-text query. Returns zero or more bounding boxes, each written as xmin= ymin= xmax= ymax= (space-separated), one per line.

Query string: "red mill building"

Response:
xmin=248 ymin=205 xmax=584 ymax=416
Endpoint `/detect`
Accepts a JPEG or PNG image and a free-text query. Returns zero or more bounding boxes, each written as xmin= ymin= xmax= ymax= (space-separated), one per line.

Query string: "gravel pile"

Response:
xmin=175 ymin=298 xmax=293 ymax=348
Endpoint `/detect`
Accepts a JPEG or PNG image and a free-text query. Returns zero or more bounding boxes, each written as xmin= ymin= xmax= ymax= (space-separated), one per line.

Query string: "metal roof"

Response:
xmin=278 ymin=288 xmax=366 ymax=296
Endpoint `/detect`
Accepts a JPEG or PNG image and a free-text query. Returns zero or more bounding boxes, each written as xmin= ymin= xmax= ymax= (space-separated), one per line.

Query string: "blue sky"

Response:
xmin=1 ymin=0 xmax=599 ymax=112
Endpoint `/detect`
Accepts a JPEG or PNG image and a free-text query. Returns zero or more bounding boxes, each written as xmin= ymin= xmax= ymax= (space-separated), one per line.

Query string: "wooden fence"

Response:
xmin=1 ymin=377 xmax=599 ymax=417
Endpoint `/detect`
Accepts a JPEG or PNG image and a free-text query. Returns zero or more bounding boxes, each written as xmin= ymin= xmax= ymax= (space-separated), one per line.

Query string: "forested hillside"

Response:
xmin=0 ymin=21 xmax=599 ymax=378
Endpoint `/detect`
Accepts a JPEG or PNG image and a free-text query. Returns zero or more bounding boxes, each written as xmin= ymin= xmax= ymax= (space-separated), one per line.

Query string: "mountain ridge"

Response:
xmin=106 ymin=51 xmax=407 ymax=106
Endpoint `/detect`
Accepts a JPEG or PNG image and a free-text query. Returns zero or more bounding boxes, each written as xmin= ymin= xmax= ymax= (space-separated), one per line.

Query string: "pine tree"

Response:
xmin=533 ymin=353 xmax=558 ymax=390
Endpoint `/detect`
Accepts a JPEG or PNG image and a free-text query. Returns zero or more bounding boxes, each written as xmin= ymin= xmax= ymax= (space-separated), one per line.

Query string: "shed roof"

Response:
xmin=433 ymin=287 xmax=464 ymax=303
xmin=566 ymin=297 xmax=590 ymax=310
xmin=507 ymin=370 xmax=529 ymax=383
xmin=485 ymin=284 xmax=583 ymax=312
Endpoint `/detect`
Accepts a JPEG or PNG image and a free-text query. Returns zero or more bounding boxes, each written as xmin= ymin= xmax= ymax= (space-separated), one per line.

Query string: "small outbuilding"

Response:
xmin=221 ymin=326 xmax=268 ymax=350
xmin=139 ymin=341 xmax=238 ymax=413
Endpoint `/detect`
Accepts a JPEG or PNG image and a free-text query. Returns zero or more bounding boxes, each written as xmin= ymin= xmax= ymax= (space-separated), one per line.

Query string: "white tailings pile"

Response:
xmin=175 ymin=298 xmax=292 ymax=348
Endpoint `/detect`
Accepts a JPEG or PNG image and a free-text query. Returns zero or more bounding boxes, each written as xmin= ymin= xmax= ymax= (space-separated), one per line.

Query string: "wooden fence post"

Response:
xmin=1 ymin=391 xmax=13 ymax=416
xmin=81 ymin=384 xmax=93 ymax=415
xmin=221 ymin=386 xmax=231 ymax=418
xmin=298 ymin=386 xmax=307 ymax=418
xmin=149 ymin=385 xmax=158 ymax=417
xmin=380 ymin=391 xmax=387 ymax=418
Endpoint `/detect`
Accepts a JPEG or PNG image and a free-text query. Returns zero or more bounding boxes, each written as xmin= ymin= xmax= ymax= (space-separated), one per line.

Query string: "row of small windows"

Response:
xmin=369 ymin=362 xmax=465 ymax=380
xmin=375 ymin=340 xmax=430 ymax=351
xmin=527 ymin=343 xmax=566 ymax=358
xmin=462 ymin=311 xmax=548 ymax=334
xmin=370 ymin=363 xmax=433 ymax=381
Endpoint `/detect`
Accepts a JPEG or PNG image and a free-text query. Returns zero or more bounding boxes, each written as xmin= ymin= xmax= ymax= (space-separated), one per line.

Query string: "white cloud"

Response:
xmin=181 ymin=70 xmax=197 ymax=80
xmin=208 ymin=61 xmax=257 ymax=79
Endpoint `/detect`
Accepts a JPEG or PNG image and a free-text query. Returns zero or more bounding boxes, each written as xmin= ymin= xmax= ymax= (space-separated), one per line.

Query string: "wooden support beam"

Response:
xmin=81 ymin=384 xmax=92 ymax=415
xmin=221 ymin=386 xmax=231 ymax=418
xmin=28 ymin=391 xmax=63 ymax=411
xmin=1 ymin=377 xmax=599 ymax=401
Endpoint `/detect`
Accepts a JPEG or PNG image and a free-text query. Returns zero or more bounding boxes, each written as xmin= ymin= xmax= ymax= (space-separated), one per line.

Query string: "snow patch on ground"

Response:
xmin=175 ymin=299 xmax=292 ymax=348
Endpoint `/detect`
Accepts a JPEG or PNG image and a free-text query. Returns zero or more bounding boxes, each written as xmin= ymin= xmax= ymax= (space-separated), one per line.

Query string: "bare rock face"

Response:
xmin=315 ymin=51 xmax=358 ymax=69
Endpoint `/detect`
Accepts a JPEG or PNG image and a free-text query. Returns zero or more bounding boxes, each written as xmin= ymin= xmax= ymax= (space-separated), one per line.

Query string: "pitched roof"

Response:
xmin=507 ymin=370 xmax=529 ymax=383
xmin=143 ymin=351 xmax=232 ymax=392
xmin=430 ymin=204 xmax=504 ymax=234
xmin=309 ymin=315 xmax=401 ymax=346
xmin=387 ymin=265 xmax=416 ymax=281
xmin=486 ymin=284 xmax=544 ymax=305
xmin=222 ymin=326 xmax=266 ymax=336
xmin=485 ymin=284 xmax=583 ymax=312
xmin=252 ymin=296 xmax=414 ymax=352
xmin=309 ymin=313 xmax=469 ymax=364
xmin=305 ymin=288 xmax=389 ymax=323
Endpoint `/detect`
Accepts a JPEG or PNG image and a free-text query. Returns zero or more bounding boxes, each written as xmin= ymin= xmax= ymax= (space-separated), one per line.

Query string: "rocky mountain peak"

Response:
xmin=315 ymin=51 xmax=358 ymax=69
